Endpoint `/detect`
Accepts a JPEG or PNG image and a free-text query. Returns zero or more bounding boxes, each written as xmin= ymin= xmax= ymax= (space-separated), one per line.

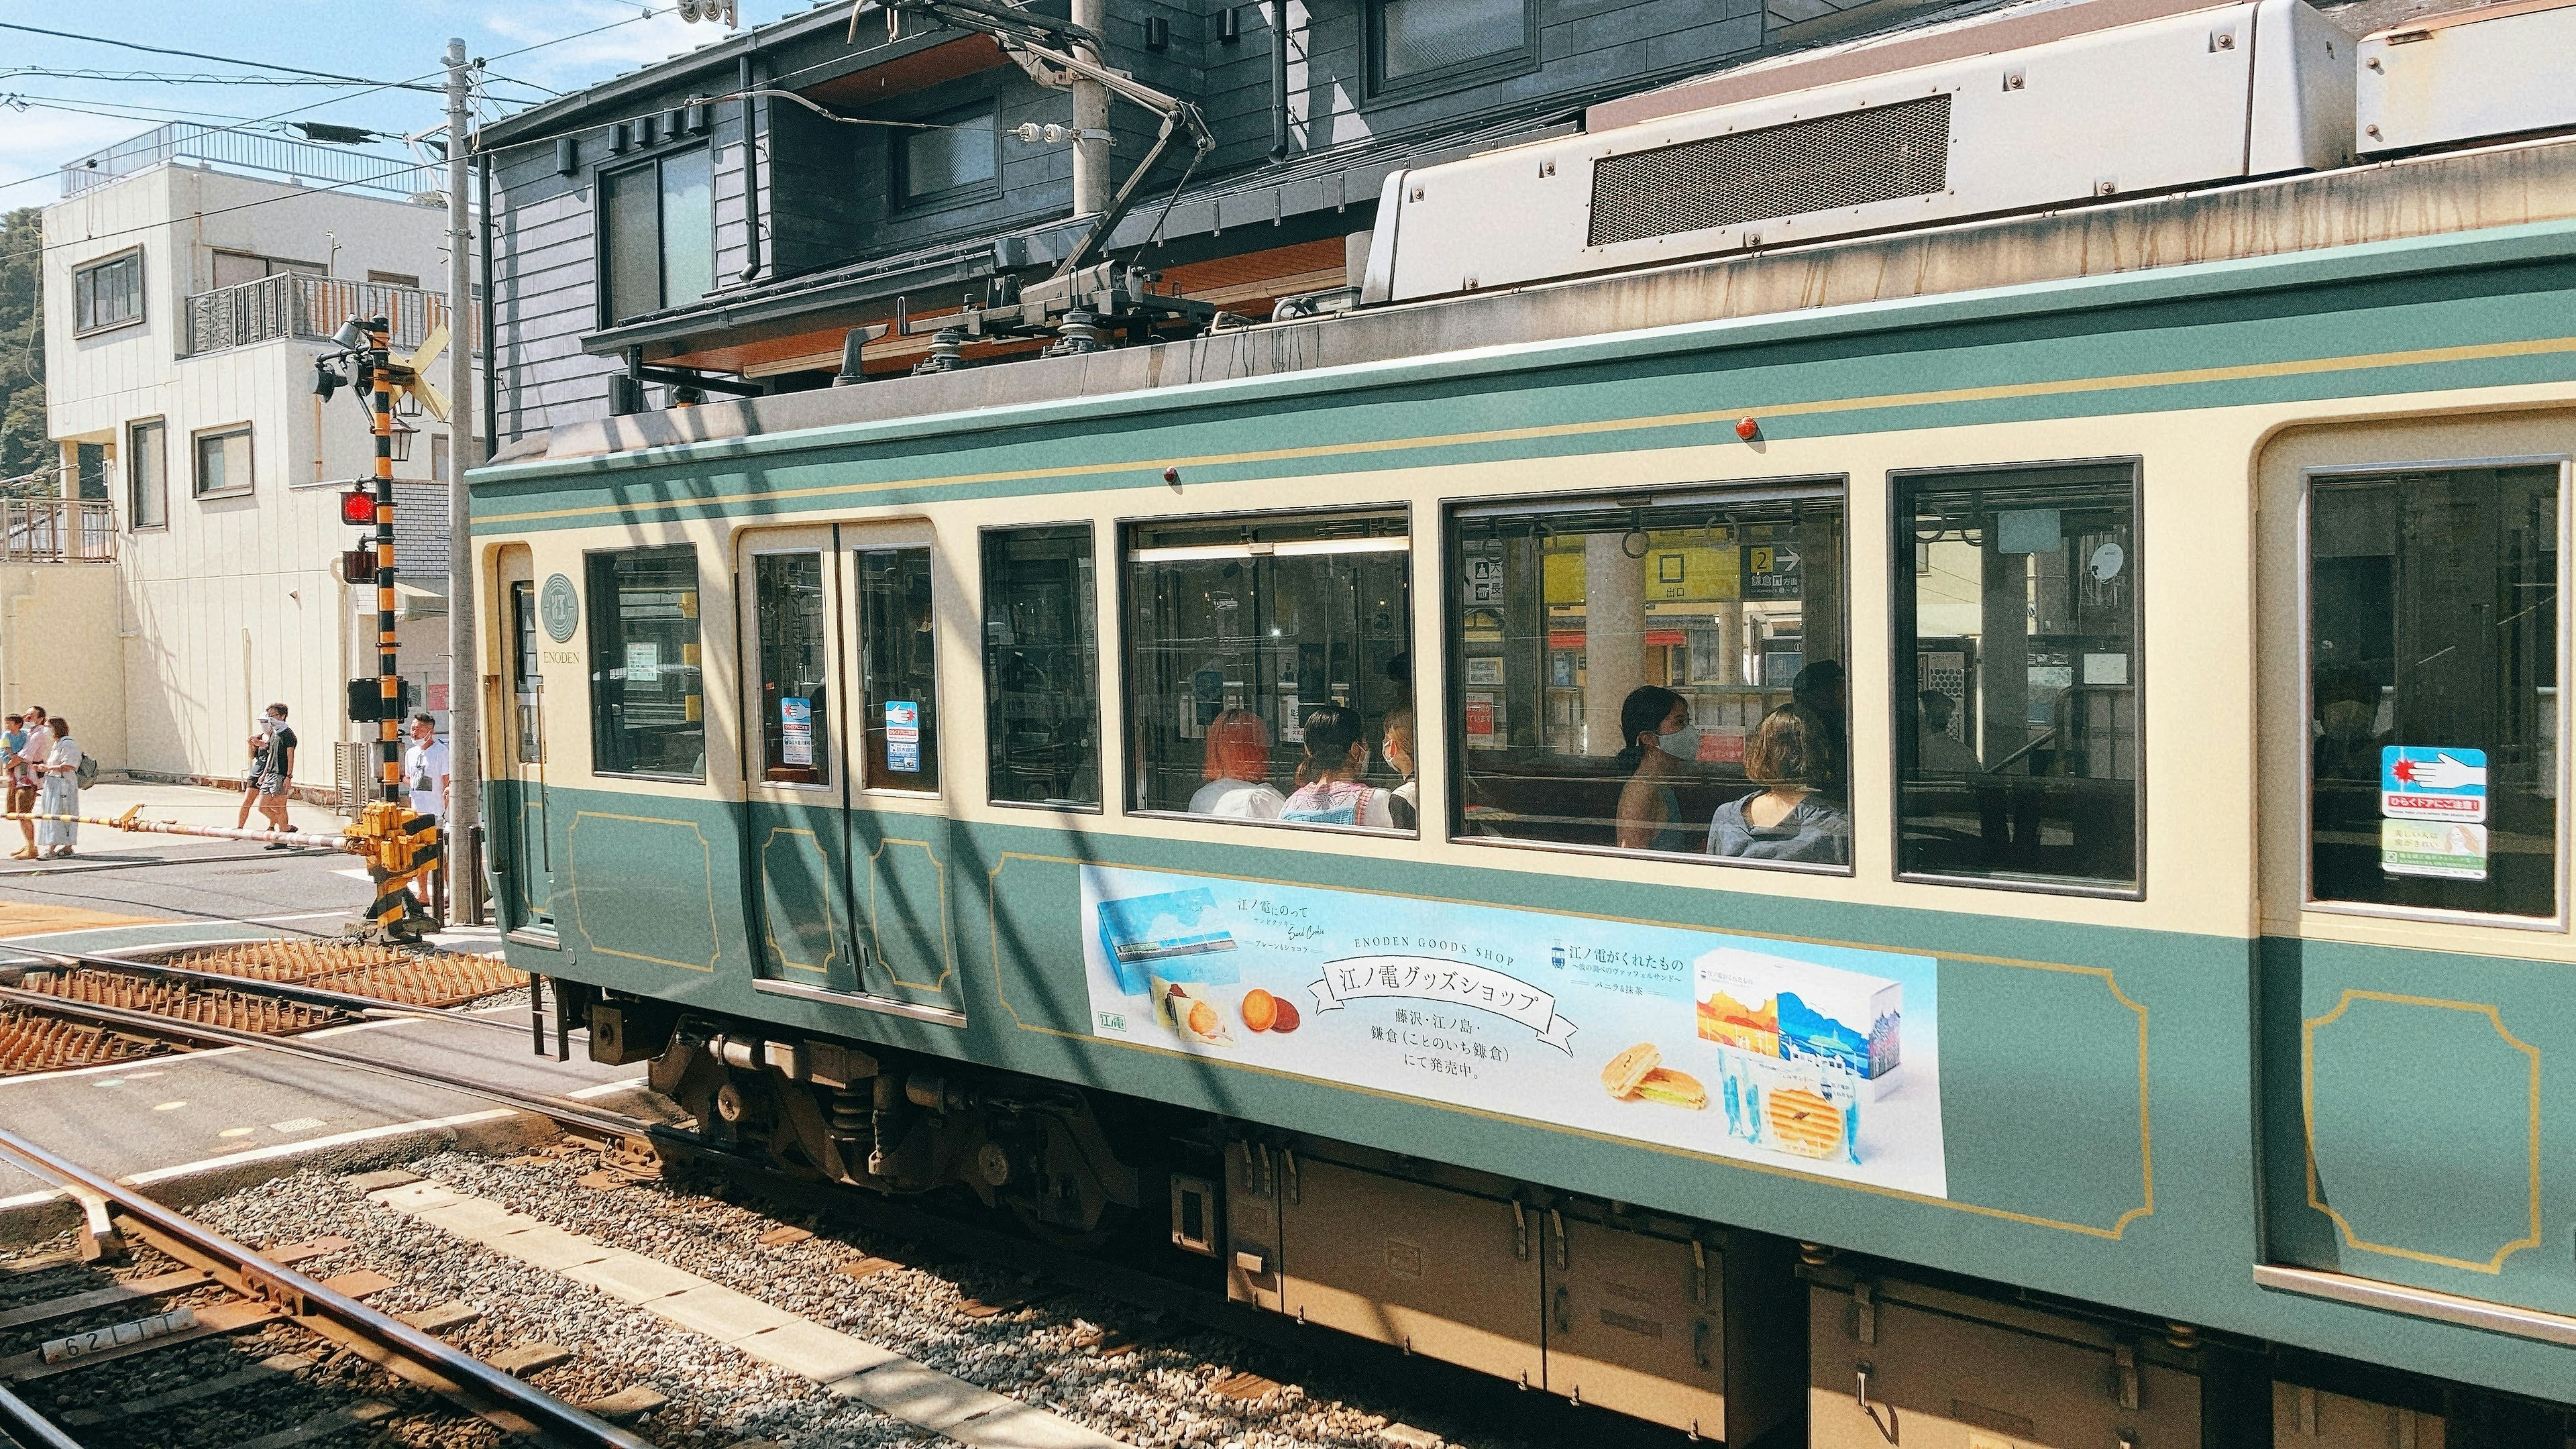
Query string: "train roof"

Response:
xmin=480 ymin=131 xmax=2576 ymax=479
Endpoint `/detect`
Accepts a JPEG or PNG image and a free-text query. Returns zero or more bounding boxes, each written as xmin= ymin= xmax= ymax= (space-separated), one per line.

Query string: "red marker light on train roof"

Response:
xmin=339 ymin=488 xmax=376 ymax=525
xmin=1735 ymin=417 xmax=1761 ymax=441
xmin=1163 ymin=466 xmax=1181 ymax=484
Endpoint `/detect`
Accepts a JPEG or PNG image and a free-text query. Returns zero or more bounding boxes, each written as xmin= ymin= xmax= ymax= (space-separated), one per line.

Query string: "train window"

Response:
xmin=2308 ymin=465 xmax=2561 ymax=920
xmin=1124 ymin=511 xmax=1413 ymax=830
xmin=1448 ymin=482 xmax=1850 ymax=869
xmin=1894 ymin=462 xmax=2139 ymax=893
xmin=857 ymin=547 xmax=940 ymax=792
xmin=753 ymin=551 xmax=830 ymax=786
xmin=586 ymin=547 xmax=706 ymax=781
xmin=984 ymin=526 xmax=1100 ymax=808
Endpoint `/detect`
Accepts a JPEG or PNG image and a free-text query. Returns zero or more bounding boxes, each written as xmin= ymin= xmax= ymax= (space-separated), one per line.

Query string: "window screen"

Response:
xmin=74 ymin=251 xmax=142 ymax=333
xmin=2309 ymin=465 xmax=2559 ymax=918
xmin=128 ymin=420 xmax=166 ymax=529
xmin=1125 ymin=512 xmax=1413 ymax=830
xmin=902 ymin=108 xmax=998 ymax=202
xmin=1894 ymin=463 xmax=2140 ymax=891
xmin=857 ymin=547 xmax=939 ymax=792
xmin=1375 ymin=0 xmax=1527 ymax=85
xmin=587 ymin=547 xmax=705 ymax=780
xmin=985 ymin=526 xmax=1100 ymax=808
xmin=754 ymin=551 xmax=831 ymax=786
xmin=1450 ymin=485 xmax=1849 ymax=868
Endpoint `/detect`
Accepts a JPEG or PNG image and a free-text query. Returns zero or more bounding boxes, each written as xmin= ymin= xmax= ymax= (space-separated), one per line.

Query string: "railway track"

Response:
xmin=0 ymin=943 xmax=525 ymax=1079
xmin=0 ymin=935 xmax=1676 ymax=1449
xmin=0 ymin=1128 xmax=652 ymax=1449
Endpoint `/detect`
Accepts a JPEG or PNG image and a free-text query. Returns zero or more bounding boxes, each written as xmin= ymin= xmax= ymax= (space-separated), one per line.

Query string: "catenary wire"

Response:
xmin=0 ymin=23 xmax=439 ymax=93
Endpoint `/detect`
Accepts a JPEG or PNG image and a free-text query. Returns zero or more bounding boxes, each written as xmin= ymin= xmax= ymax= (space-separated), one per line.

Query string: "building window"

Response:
xmin=73 ymin=249 xmax=144 ymax=335
xmin=1448 ymin=482 xmax=1851 ymax=870
xmin=586 ymin=547 xmax=706 ymax=780
xmin=856 ymin=547 xmax=939 ymax=792
xmin=1369 ymin=0 xmax=1533 ymax=95
xmin=1893 ymin=462 xmax=2141 ymax=894
xmin=600 ymin=148 xmax=714 ymax=324
xmin=984 ymin=525 xmax=1100 ymax=809
xmin=2309 ymin=464 xmax=2560 ymax=919
xmin=367 ymin=270 xmax=421 ymax=288
xmin=128 ymin=420 xmax=166 ymax=529
xmin=431 ymin=433 xmax=451 ymax=483
xmin=1124 ymin=511 xmax=1414 ymax=832
xmin=898 ymin=106 xmax=999 ymax=207
xmin=191 ymin=425 xmax=252 ymax=498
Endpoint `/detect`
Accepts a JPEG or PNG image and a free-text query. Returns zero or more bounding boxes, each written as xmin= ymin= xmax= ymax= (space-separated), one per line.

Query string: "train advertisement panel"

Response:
xmin=1080 ymin=865 xmax=1947 ymax=1197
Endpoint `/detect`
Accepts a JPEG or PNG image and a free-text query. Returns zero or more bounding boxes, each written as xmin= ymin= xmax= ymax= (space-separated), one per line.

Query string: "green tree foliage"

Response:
xmin=0 ymin=207 xmax=46 ymax=484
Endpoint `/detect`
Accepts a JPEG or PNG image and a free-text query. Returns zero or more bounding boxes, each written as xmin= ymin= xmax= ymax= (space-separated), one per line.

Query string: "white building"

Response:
xmin=36 ymin=126 xmax=469 ymax=798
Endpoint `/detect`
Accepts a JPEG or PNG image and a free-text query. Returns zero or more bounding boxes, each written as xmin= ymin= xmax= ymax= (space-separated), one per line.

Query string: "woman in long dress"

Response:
xmin=36 ymin=717 xmax=79 ymax=859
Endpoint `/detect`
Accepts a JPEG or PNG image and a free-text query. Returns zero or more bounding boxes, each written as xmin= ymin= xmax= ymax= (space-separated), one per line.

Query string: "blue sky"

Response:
xmin=0 ymin=2 xmax=830 ymax=203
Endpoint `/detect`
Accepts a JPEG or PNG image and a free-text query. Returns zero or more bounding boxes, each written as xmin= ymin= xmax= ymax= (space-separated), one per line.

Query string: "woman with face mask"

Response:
xmin=1613 ymin=685 xmax=1695 ymax=853
xmin=1382 ymin=705 xmax=1419 ymax=832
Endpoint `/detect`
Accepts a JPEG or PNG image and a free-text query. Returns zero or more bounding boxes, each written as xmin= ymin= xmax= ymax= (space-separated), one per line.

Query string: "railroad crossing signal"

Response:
xmin=383 ymin=323 xmax=453 ymax=422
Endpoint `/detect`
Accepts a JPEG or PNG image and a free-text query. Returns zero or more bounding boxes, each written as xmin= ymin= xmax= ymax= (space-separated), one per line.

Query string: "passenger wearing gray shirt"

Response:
xmin=1707 ymin=704 xmax=1851 ymax=866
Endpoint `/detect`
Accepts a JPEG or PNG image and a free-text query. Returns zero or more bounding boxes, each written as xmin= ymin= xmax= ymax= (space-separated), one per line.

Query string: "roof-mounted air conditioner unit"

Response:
xmin=1361 ymin=0 xmax=2352 ymax=305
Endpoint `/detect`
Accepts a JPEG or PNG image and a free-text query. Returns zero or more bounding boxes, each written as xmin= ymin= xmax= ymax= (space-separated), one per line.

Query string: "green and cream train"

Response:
xmin=472 ymin=44 xmax=2576 ymax=1449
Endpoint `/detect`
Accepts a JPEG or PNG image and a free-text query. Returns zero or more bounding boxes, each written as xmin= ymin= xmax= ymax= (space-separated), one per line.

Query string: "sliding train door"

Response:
xmin=839 ymin=525 xmax=965 ymax=1019
xmin=740 ymin=526 xmax=864 ymax=996
xmin=737 ymin=523 xmax=963 ymax=1022
xmin=495 ymin=545 xmax=555 ymax=933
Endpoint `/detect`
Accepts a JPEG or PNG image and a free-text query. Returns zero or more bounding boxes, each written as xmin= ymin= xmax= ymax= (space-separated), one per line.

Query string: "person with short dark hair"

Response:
xmin=13 ymin=706 xmax=52 ymax=860
xmin=253 ymin=703 xmax=297 ymax=845
xmin=403 ymin=711 xmax=451 ymax=821
xmin=1278 ymin=704 xmax=1395 ymax=828
xmin=1707 ymin=704 xmax=1851 ymax=865
xmin=4 ymin=713 xmax=30 ymax=861
xmin=1613 ymin=685 xmax=1693 ymax=853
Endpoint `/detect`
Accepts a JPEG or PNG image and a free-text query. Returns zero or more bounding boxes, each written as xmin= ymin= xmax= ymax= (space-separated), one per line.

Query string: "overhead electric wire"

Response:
xmin=0 ymin=68 xmax=395 ymax=88
xmin=0 ymin=22 xmax=439 ymax=93
xmin=1 ymin=4 xmax=690 ymax=255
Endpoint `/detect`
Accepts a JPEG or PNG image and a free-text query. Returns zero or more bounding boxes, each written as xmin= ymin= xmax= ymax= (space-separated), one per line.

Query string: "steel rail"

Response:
xmin=0 ymin=1382 xmax=85 ymax=1449
xmin=0 ymin=983 xmax=649 ymax=1143
xmin=0 ymin=1126 xmax=652 ymax=1449
xmin=0 ymin=944 xmax=529 ymax=1036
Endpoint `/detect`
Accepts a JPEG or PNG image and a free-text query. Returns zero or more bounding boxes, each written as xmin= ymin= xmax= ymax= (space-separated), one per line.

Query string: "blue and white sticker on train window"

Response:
xmin=2381 ymin=819 xmax=2489 ymax=881
xmin=2380 ymin=745 xmax=2485 ymax=822
xmin=885 ymin=700 xmax=921 ymax=773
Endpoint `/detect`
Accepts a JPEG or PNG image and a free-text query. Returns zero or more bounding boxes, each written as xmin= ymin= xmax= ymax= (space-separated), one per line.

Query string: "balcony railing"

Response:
xmin=0 ymin=501 xmax=118 ymax=564
xmin=62 ymin=123 xmax=439 ymax=202
xmin=182 ymin=274 xmax=451 ymax=358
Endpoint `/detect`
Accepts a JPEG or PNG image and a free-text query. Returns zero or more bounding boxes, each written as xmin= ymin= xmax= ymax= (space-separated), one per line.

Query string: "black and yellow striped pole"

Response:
xmin=350 ymin=316 xmax=439 ymax=942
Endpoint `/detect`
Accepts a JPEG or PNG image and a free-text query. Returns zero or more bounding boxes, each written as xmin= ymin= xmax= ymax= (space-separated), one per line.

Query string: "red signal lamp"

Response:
xmin=340 ymin=488 xmax=377 ymax=526
xmin=1735 ymin=417 xmax=1761 ymax=441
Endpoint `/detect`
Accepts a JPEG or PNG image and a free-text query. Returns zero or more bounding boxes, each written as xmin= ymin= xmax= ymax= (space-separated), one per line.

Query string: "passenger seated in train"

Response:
xmin=1279 ymin=704 xmax=1399 ymax=828
xmin=1189 ymin=708 xmax=1285 ymax=820
xmin=1915 ymin=691 xmax=1983 ymax=775
xmin=1613 ymin=686 xmax=1697 ymax=853
xmin=1382 ymin=705 xmax=1419 ymax=831
xmin=1707 ymin=704 xmax=1851 ymax=865
xmin=1791 ymin=661 xmax=1849 ymax=796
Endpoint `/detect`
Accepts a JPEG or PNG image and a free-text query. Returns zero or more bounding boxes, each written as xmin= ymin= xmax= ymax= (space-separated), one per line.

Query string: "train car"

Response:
xmin=470 ymin=3 xmax=2576 ymax=1441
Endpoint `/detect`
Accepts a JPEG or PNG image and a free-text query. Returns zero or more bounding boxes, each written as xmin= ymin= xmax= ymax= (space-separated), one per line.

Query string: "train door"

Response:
xmin=739 ymin=526 xmax=865 ymax=997
xmin=841 ymin=525 xmax=964 ymax=1018
xmin=496 ymin=546 xmax=555 ymax=932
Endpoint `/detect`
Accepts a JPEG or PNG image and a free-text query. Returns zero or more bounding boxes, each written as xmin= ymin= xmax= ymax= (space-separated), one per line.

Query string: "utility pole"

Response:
xmin=1069 ymin=0 xmax=1109 ymax=216
xmin=443 ymin=37 xmax=484 ymax=925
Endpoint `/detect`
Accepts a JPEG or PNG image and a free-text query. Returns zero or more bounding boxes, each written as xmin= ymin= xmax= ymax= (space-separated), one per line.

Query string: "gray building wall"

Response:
xmin=484 ymin=0 xmax=1778 ymax=443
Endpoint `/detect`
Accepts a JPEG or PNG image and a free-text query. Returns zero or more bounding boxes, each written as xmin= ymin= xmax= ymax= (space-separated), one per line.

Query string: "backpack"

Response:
xmin=1278 ymin=781 xmax=1370 ymax=826
xmin=74 ymin=755 xmax=97 ymax=789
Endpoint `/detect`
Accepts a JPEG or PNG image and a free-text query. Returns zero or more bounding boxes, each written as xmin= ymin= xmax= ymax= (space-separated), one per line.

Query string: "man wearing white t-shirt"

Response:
xmin=402 ymin=712 xmax=451 ymax=821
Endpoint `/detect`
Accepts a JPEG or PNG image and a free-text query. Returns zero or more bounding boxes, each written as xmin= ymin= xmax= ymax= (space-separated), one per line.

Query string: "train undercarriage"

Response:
xmin=555 ymin=981 xmax=2557 ymax=1447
